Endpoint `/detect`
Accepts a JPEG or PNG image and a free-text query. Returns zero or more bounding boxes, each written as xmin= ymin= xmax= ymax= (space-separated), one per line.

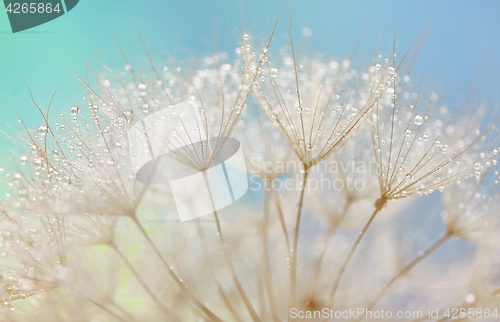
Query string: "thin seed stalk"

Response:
xmin=262 ymin=183 xmax=281 ymax=322
xmin=289 ymin=167 xmax=309 ymax=321
xmin=194 ymin=219 xmax=243 ymax=322
xmin=306 ymin=201 xmax=352 ymax=302
xmin=202 ymin=172 xmax=261 ymax=322
xmin=110 ymin=243 xmax=177 ymax=320
xmin=362 ymin=231 xmax=452 ymax=316
xmin=322 ymin=207 xmax=381 ymax=321
xmin=130 ymin=216 xmax=222 ymax=322
xmin=89 ymin=298 xmax=130 ymax=322
xmin=272 ymin=180 xmax=292 ymax=259
xmin=109 ymin=300 xmax=137 ymax=322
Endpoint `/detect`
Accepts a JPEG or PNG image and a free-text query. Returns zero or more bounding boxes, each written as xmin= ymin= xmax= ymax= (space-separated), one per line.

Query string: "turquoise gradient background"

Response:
xmin=0 ymin=0 xmax=499 ymax=152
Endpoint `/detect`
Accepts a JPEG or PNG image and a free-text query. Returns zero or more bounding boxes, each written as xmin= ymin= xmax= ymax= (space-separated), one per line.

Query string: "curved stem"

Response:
xmin=109 ymin=300 xmax=137 ymax=322
xmin=262 ymin=185 xmax=281 ymax=322
xmin=89 ymin=298 xmax=130 ymax=322
xmin=322 ymin=207 xmax=380 ymax=321
xmin=306 ymin=201 xmax=352 ymax=302
xmin=110 ymin=243 xmax=178 ymax=320
xmin=131 ymin=216 xmax=222 ymax=322
xmin=289 ymin=168 xmax=309 ymax=321
xmin=194 ymin=219 xmax=243 ymax=322
xmin=202 ymin=172 xmax=261 ymax=322
xmin=272 ymin=180 xmax=291 ymax=260
xmin=362 ymin=231 xmax=451 ymax=316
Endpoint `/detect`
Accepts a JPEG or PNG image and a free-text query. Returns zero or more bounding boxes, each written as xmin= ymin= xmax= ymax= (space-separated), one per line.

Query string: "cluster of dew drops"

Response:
xmin=5 ymin=101 xmax=115 ymax=204
xmin=4 ymin=42 xmax=267 ymax=204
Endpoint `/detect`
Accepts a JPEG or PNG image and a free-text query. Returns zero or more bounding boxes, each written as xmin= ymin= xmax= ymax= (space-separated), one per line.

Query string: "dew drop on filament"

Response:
xmin=414 ymin=115 xmax=424 ymax=125
xmin=37 ymin=125 xmax=48 ymax=136
xmin=19 ymin=155 xmax=28 ymax=166
xmin=270 ymin=67 xmax=279 ymax=78
xmin=69 ymin=106 xmax=80 ymax=116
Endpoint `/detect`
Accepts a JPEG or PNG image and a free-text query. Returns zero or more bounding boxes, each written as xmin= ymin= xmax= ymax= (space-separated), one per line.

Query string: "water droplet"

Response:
xmin=388 ymin=67 xmax=395 ymax=74
xmin=141 ymin=103 xmax=150 ymax=113
xmin=17 ymin=188 xmax=28 ymax=199
xmin=137 ymin=82 xmax=148 ymax=96
xmin=296 ymin=106 xmax=302 ymax=114
xmin=464 ymin=293 xmax=476 ymax=304
xmin=270 ymin=67 xmax=279 ymax=78
xmin=302 ymin=27 xmax=312 ymax=37
xmin=414 ymin=115 xmax=424 ymax=125
xmin=69 ymin=106 xmax=80 ymax=116
xmin=474 ymin=162 xmax=481 ymax=170
xmin=404 ymin=129 xmax=412 ymax=137
xmin=19 ymin=155 xmax=28 ymax=165
xmin=32 ymin=158 xmax=42 ymax=169
xmin=12 ymin=172 xmax=22 ymax=183
xmin=116 ymin=117 xmax=125 ymax=127
xmin=37 ymin=125 xmax=48 ymax=136
xmin=349 ymin=107 xmax=358 ymax=116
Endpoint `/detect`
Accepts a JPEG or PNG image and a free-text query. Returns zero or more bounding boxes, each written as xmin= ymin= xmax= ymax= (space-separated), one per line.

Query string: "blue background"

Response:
xmin=0 ymin=0 xmax=499 ymax=149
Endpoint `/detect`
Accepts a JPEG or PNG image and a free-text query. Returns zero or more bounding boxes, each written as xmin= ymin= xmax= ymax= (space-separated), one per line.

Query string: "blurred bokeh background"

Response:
xmin=0 ymin=2 xmax=498 ymax=316
xmin=1 ymin=0 xmax=499 ymax=149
